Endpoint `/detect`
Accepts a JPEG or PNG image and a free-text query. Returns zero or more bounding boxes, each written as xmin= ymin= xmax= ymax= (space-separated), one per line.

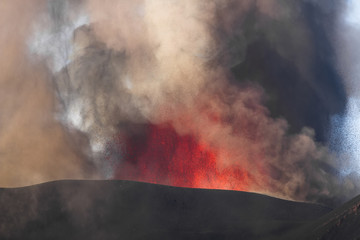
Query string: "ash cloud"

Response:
xmin=0 ymin=0 xmax=358 ymax=205
xmin=0 ymin=0 xmax=98 ymax=187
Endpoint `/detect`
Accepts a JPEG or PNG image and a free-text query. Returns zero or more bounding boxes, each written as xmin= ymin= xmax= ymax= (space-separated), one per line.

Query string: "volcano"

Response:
xmin=3 ymin=180 xmax=357 ymax=240
xmin=1 ymin=1 xmax=360 ymax=239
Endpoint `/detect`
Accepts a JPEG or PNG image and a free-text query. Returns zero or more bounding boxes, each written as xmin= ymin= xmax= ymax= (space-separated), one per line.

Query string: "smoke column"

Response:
xmin=0 ymin=0 xmax=98 ymax=187
xmin=0 ymin=0 xmax=359 ymax=205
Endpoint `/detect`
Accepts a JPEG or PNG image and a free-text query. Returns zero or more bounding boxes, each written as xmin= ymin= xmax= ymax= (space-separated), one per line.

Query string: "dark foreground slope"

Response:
xmin=0 ymin=180 xmax=332 ymax=240
xmin=287 ymin=194 xmax=360 ymax=240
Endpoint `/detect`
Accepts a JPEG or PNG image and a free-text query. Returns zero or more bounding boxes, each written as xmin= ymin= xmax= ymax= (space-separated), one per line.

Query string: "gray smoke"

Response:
xmin=0 ymin=0 xmax=359 ymax=206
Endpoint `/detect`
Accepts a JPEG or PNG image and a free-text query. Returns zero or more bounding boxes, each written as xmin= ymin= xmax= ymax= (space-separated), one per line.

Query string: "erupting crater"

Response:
xmin=112 ymin=124 xmax=250 ymax=191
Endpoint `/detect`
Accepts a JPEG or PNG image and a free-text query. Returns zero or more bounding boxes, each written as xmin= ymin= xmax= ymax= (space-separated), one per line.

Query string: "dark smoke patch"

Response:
xmin=213 ymin=0 xmax=347 ymax=141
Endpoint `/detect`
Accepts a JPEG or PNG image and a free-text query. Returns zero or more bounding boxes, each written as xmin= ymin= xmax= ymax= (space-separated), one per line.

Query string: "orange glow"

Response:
xmin=114 ymin=124 xmax=250 ymax=191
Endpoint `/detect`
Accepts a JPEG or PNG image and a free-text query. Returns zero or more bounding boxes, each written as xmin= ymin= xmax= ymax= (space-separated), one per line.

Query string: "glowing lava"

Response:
xmin=114 ymin=124 xmax=250 ymax=191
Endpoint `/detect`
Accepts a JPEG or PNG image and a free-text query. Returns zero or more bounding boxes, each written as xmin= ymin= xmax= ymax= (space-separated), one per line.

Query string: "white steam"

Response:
xmin=333 ymin=0 xmax=360 ymax=175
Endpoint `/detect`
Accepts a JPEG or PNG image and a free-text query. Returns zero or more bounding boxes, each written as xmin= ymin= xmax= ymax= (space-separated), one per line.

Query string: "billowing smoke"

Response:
xmin=0 ymin=0 xmax=98 ymax=188
xmin=1 ymin=0 xmax=359 ymax=206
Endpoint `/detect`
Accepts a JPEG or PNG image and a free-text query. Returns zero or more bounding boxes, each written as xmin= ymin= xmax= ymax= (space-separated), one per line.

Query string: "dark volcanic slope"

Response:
xmin=290 ymin=194 xmax=360 ymax=240
xmin=0 ymin=180 xmax=331 ymax=240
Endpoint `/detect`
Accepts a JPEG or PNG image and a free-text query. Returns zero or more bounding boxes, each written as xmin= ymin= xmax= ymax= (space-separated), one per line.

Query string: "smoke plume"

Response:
xmin=0 ymin=0 xmax=97 ymax=187
xmin=0 ymin=0 xmax=359 ymax=205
